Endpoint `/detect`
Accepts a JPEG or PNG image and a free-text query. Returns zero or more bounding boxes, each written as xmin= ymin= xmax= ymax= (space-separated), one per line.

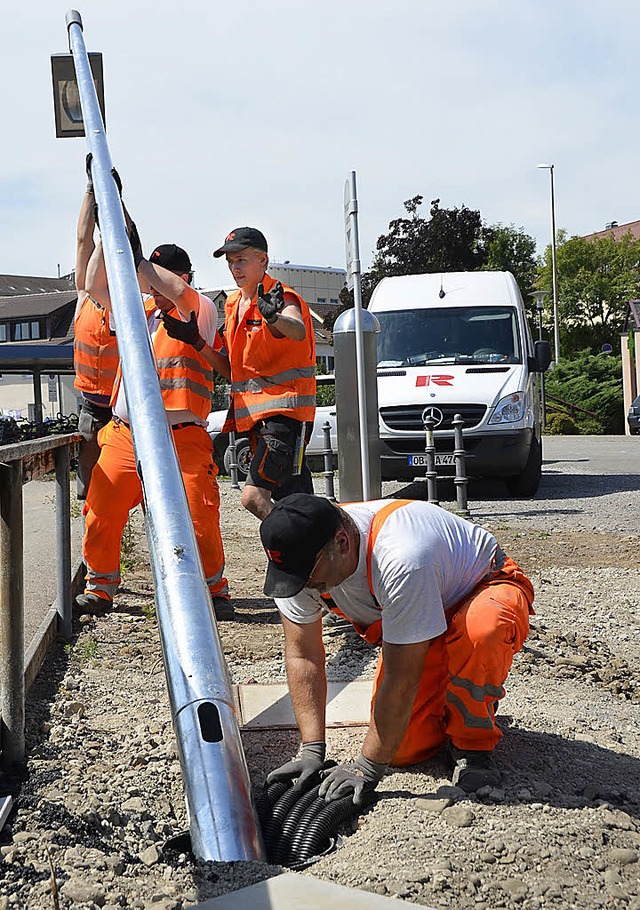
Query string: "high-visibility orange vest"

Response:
xmin=321 ymin=500 xmax=407 ymax=645
xmin=73 ymin=294 xmax=119 ymax=397
xmin=111 ymin=297 xmax=214 ymax=420
xmin=224 ymin=273 xmax=316 ymax=432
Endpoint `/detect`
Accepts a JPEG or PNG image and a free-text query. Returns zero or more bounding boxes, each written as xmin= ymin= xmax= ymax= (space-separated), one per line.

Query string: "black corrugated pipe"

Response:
xmin=257 ymin=770 xmax=376 ymax=867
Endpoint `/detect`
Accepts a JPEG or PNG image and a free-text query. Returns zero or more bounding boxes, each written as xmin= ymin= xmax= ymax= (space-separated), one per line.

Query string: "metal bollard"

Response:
xmin=227 ymin=430 xmax=241 ymax=491
xmin=452 ymin=413 xmax=469 ymax=516
xmin=322 ymin=421 xmax=336 ymax=501
xmin=422 ymin=415 xmax=439 ymax=505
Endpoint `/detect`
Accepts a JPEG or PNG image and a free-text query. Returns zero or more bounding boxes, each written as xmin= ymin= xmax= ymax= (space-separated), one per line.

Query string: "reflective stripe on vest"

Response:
xmin=225 ymin=273 xmax=316 ymax=432
xmin=74 ymin=295 xmax=119 ymax=397
xmin=110 ymin=298 xmax=214 ymax=419
xmin=230 ymin=366 xmax=316 ymax=393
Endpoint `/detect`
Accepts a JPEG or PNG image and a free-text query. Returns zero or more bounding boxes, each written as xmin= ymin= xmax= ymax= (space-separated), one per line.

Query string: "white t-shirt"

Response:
xmin=276 ymin=500 xmax=498 ymax=645
xmin=113 ymin=290 xmax=217 ymax=426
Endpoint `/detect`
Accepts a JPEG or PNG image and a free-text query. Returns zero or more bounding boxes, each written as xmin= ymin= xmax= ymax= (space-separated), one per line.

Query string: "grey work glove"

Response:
xmin=129 ymin=221 xmax=144 ymax=269
xmin=257 ymin=280 xmax=285 ymax=324
xmin=318 ymin=753 xmax=387 ymax=805
xmin=266 ymin=741 xmax=326 ymax=790
xmin=162 ymin=311 xmax=205 ymax=351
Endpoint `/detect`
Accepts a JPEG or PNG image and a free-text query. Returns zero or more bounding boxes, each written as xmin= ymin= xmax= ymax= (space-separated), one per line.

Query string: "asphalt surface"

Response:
xmin=6 ymin=434 xmax=639 ymax=656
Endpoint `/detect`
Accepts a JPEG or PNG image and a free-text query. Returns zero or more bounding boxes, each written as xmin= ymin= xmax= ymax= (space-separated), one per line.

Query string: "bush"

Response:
xmin=545 ymin=411 xmax=579 ymax=435
xmin=544 ymin=350 xmax=624 ymax=434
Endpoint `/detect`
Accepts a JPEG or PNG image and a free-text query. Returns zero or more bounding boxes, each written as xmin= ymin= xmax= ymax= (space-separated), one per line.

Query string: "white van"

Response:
xmin=368 ymin=271 xmax=552 ymax=496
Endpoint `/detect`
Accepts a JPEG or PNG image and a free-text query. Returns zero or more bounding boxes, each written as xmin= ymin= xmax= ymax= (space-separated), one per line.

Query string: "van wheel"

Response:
xmin=224 ymin=439 xmax=252 ymax=479
xmin=505 ymin=436 xmax=542 ymax=497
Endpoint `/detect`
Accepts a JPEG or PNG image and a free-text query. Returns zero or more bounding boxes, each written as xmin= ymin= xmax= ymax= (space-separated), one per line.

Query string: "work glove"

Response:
xmin=162 ymin=311 xmax=205 ymax=351
xmin=111 ymin=166 xmax=123 ymax=197
xmin=318 ymin=753 xmax=387 ymax=805
xmin=266 ymin=741 xmax=326 ymax=790
xmin=129 ymin=222 xmax=144 ymax=269
xmin=257 ymin=280 xmax=285 ymax=324
xmin=85 ymin=152 xmax=94 ymax=194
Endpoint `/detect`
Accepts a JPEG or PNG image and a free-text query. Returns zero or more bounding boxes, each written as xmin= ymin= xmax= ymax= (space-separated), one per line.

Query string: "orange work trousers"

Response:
xmin=82 ymin=419 xmax=228 ymax=602
xmin=371 ymin=557 xmax=534 ymax=766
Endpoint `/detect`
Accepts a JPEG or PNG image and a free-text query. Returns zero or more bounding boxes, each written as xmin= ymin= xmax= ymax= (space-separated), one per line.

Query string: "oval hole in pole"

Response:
xmin=197 ymin=702 xmax=223 ymax=743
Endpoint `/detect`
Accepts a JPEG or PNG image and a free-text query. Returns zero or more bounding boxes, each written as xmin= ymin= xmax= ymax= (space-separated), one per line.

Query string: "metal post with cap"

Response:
xmin=339 ymin=171 xmax=381 ymax=502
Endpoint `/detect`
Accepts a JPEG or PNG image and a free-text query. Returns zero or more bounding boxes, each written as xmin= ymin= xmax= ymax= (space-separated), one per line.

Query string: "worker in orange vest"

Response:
xmin=73 ymin=155 xmax=119 ymax=499
xmin=165 ymin=227 xmax=316 ymax=521
xmin=77 ymin=232 xmax=232 ymax=620
xmin=260 ymin=494 xmax=534 ymax=800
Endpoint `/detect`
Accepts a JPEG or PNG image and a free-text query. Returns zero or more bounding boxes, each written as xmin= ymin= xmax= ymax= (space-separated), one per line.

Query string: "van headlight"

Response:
xmin=488 ymin=392 xmax=525 ymax=424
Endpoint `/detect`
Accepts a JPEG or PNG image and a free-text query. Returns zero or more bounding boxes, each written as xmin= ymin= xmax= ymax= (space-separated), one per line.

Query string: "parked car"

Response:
xmin=628 ymin=394 xmax=640 ymax=435
xmin=208 ymin=376 xmax=338 ymax=479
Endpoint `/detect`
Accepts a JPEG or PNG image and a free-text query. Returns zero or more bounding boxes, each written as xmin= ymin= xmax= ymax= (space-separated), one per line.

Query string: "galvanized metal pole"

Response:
xmin=55 ymin=445 xmax=72 ymax=640
xmin=0 ymin=461 xmax=25 ymax=766
xmin=344 ymin=171 xmax=372 ymax=500
xmin=65 ymin=10 xmax=263 ymax=861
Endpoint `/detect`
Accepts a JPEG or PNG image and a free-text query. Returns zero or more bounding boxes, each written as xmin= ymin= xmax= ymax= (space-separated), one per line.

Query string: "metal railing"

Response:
xmin=0 ymin=432 xmax=81 ymax=767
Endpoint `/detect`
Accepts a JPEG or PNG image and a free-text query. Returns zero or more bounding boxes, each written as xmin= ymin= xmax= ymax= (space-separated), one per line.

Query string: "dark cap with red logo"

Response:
xmin=260 ymin=494 xmax=341 ymax=598
xmin=213 ymin=227 xmax=268 ymax=258
xmin=149 ymin=244 xmax=192 ymax=274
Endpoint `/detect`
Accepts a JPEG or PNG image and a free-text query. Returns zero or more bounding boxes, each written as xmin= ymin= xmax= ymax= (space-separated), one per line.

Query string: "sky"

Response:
xmin=2 ymin=0 xmax=640 ymax=291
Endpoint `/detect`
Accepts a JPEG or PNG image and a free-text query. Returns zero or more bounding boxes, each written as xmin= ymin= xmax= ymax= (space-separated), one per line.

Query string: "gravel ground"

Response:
xmin=1 ymin=441 xmax=639 ymax=909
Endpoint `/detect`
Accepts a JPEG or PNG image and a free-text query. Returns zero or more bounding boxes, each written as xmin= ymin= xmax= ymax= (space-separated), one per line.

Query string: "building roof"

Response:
xmin=271 ymin=261 xmax=346 ymax=276
xmin=0 ymin=291 xmax=78 ymax=320
xmin=0 ymin=342 xmax=75 ymax=373
xmin=582 ymin=220 xmax=640 ymax=242
xmin=0 ymin=274 xmax=74 ymax=296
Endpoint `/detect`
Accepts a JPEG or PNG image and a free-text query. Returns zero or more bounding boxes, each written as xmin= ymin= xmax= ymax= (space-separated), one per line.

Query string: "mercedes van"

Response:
xmin=368 ymin=271 xmax=552 ymax=495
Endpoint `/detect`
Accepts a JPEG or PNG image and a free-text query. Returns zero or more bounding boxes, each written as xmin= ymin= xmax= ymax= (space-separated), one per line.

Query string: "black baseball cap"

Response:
xmin=150 ymin=244 xmax=192 ymax=273
xmin=213 ymin=227 xmax=268 ymax=258
xmin=261 ymin=494 xmax=342 ymax=598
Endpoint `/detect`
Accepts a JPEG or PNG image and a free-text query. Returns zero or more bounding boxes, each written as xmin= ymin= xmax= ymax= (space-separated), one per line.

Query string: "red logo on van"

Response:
xmin=416 ymin=375 xmax=454 ymax=387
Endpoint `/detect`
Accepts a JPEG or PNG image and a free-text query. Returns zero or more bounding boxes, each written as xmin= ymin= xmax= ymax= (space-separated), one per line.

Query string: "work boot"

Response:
xmin=212 ymin=596 xmax=235 ymax=621
xmin=449 ymin=746 xmax=501 ymax=792
xmin=75 ymin=592 xmax=113 ymax=614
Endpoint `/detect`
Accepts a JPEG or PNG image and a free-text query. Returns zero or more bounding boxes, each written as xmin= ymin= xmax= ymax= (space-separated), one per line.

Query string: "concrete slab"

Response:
xmin=237 ymin=680 xmax=373 ymax=729
xmin=196 ymin=872 xmax=424 ymax=908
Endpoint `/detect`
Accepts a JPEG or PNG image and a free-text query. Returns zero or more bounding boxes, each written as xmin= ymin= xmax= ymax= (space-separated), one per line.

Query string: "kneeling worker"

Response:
xmin=259 ymin=494 xmax=534 ymax=802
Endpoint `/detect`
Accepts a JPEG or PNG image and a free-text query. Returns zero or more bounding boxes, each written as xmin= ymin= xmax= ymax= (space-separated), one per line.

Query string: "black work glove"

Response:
xmin=85 ymin=152 xmax=94 ymax=194
xmin=257 ymin=280 xmax=285 ymax=324
xmin=318 ymin=753 xmax=387 ymax=805
xmin=162 ymin=311 xmax=205 ymax=351
xmin=111 ymin=166 xmax=123 ymax=197
xmin=129 ymin=221 xmax=144 ymax=269
xmin=266 ymin=741 xmax=326 ymax=790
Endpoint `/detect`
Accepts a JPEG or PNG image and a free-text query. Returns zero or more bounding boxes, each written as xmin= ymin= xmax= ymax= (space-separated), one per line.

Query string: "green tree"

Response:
xmin=544 ymin=350 xmax=624 ymax=434
xmin=485 ymin=224 xmax=538 ymax=308
xmin=537 ymin=230 xmax=640 ymax=356
xmin=359 ymin=196 xmax=537 ymax=306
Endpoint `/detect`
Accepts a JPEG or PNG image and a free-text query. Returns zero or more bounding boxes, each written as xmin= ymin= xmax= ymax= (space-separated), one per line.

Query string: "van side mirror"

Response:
xmin=529 ymin=340 xmax=552 ymax=373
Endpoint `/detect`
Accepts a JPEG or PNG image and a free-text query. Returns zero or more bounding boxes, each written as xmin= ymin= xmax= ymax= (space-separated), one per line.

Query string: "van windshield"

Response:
xmin=375 ymin=306 xmax=522 ymax=367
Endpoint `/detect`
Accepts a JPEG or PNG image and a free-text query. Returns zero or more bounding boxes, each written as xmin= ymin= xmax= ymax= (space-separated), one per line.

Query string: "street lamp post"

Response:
xmin=537 ymin=163 xmax=560 ymax=364
xmin=532 ymin=290 xmax=548 ymax=428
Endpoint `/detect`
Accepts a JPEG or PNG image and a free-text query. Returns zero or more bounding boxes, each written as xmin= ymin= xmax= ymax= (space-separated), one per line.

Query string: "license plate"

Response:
xmin=408 ymin=454 xmax=455 ymax=467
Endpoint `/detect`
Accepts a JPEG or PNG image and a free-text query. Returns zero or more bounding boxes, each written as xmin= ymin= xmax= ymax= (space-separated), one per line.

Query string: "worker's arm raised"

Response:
xmin=258 ymin=282 xmax=306 ymax=342
xmin=161 ymin=311 xmax=231 ymax=379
